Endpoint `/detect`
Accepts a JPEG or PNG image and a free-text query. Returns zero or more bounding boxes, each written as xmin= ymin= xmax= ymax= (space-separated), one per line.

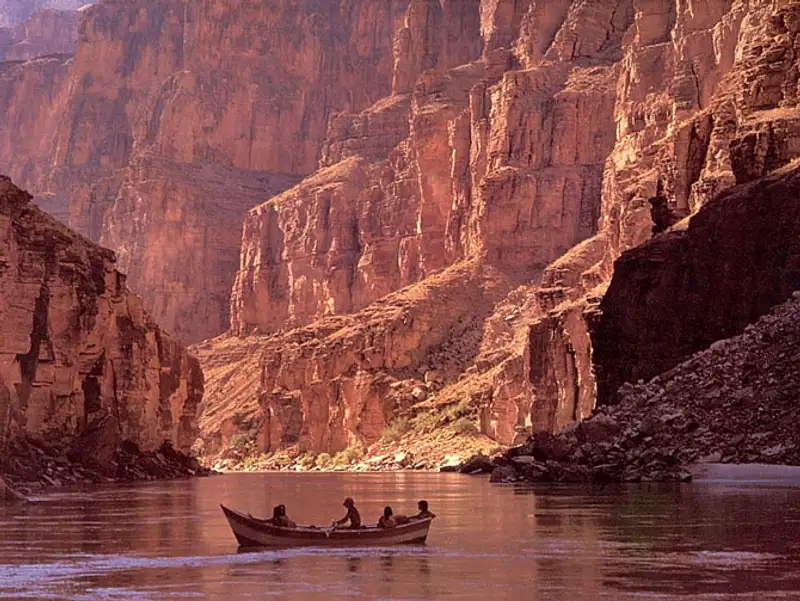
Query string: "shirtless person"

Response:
xmin=334 ymin=497 xmax=362 ymax=529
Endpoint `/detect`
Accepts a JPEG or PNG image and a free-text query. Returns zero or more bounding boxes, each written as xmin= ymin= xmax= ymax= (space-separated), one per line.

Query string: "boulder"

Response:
xmin=489 ymin=465 xmax=519 ymax=483
xmin=0 ymin=478 xmax=26 ymax=505
xmin=459 ymin=453 xmax=495 ymax=474
xmin=575 ymin=414 xmax=621 ymax=445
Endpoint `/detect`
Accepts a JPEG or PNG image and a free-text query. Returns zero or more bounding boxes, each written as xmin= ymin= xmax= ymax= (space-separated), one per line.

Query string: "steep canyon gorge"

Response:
xmin=2 ymin=0 xmax=800 ymax=474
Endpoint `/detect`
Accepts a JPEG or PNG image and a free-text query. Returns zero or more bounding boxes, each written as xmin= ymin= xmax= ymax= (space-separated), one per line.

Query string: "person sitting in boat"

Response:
xmin=377 ymin=506 xmax=396 ymax=529
xmin=276 ymin=504 xmax=296 ymax=528
xmin=267 ymin=504 xmax=296 ymax=528
xmin=333 ymin=497 xmax=362 ymax=529
xmin=413 ymin=500 xmax=435 ymax=520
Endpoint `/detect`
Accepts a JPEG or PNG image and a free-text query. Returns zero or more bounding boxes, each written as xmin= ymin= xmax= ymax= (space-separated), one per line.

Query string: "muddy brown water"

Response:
xmin=1 ymin=472 xmax=799 ymax=600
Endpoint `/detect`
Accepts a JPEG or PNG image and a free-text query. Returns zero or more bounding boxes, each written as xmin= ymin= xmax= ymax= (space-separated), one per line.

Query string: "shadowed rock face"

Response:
xmin=593 ymin=164 xmax=800 ymax=405
xmin=0 ymin=177 xmax=203 ymax=472
xmin=0 ymin=477 xmax=25 ymax=503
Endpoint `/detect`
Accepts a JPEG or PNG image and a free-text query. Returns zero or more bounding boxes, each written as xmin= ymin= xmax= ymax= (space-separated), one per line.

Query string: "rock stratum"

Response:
xmin=1 ymin=0 xmax=800 ymax=472
xmin=0 ymin=8 xmax=79 ymax=61
xmin=195 ymin=0 xmax=800 ymax=469
xmin=487 ymin=287 xmax=800 ymax=484
xmin=0 ymin=0 xmax=88 ymax=27
xmin=0 ymin=177 xmax=206 ymax=490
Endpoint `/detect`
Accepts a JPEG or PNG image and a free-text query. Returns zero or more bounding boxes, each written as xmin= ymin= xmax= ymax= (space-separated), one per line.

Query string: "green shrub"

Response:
xmin=297 ymin=452 xmax=316 ymax=468
xmin=411 ymin=411 xmax=440 ymax=432
xmin=243 ymin=453 xmax=268 ymax=471
xmin=332 ymin=444 xmax=366 ymax=466
xmin=452 ymin=416 xmax=479 ymax=435
xmin=315 ymin=453 xmax=332 ymax=468
xmin=229 ymin=431 xmax=257 ymax=450
xmin=382 ymin=417 xmax=411 ymax=441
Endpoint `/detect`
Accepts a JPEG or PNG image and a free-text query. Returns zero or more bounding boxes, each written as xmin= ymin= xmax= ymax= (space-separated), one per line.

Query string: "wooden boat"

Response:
xmin=220 ymin=504 xmax=433 ymax=548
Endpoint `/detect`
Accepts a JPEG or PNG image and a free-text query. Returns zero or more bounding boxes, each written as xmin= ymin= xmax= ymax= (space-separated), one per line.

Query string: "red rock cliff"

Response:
xmin=200 ymin=0 xmax=800 ymax=463
xmin=8 ymin=0 xmax=408 ymax=343
xmin=2 ymin=0 xmax=799 ymax=462
xmin=0 ymin=9 xmax=79 ymax=61
xmin=524 ymin=0 xmax=800 ymax=428
xmin=0 ymin=0 xmax=88 ymax=27
xmin=0 ymin=176 xmax=202 ymax=471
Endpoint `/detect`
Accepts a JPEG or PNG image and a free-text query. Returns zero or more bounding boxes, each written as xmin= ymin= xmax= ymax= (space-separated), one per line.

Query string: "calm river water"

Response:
xmin=1 ymin=472 xmax=799 ymax=600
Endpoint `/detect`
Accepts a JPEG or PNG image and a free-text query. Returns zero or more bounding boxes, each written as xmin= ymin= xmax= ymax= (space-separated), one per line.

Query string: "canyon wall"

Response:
xmin=593 ymin=163 xmax=800 ymax=404
xmin=0 ymin=9 xmax=79 ymax=61
xmin=526 ymin=0 xmax=800 ymax=420
xmin=1 ymin=0 xmax=798 ymax=459
xmin=3 ymin=0 xmax=411 ymax=343
xmin=0 ymin=176 xmax=202 ymax=472
xmin=0 ymin=0 xmax=88 ymax=27
xmin=200 ymin=0 xmax=800 ymax=459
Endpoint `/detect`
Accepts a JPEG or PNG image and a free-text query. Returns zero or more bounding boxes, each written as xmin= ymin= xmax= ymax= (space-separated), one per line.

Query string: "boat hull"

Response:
xmin=220 ymin=504 xmax=432 ymax=547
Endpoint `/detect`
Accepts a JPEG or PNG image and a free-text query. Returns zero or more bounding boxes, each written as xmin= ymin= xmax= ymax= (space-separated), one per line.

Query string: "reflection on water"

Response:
xmin=1 ymin=472 xmax=800 ymax=600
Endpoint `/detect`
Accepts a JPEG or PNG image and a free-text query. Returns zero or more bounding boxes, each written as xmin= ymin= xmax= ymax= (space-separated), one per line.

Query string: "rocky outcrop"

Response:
xmin=0 ymin=0 xmax=88 ymax=27
xmin=200 ymin=0 xmax=800 ymax=461
xmin=524 ymin=0 xmax=800 ymax=421
xmin=594 ymin=163 xmax=800 ymax=403
xmin=0 ymin=9 xmax=79 ymax=61
xmin=0 ymin=476 xmax=25 ymax=503
xmin=201 ymin=260 xmax=511 ymax=456
xmin=491 ymin=291 xmax=800 ymax=484
xmin=0 ymin=177 xmax=203 ymax=482
xmin=26 ymin=0 xmax=408 ymax=343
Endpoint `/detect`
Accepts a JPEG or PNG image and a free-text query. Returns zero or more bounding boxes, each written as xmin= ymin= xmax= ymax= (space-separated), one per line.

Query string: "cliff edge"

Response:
xmin=0 ymin=176 xmax=205 ymax=490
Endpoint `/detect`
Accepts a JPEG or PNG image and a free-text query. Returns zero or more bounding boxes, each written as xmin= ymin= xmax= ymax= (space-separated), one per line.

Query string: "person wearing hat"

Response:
xmin=333 ymin=497 xmax=362 ymax=529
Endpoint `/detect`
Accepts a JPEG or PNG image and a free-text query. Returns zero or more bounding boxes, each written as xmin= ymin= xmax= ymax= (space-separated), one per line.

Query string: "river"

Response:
xmin=1 ymin=472 xmax=799 ymax=600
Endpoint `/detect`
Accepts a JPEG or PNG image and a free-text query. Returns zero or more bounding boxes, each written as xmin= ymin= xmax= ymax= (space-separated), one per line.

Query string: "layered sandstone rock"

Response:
xmin=0 ymin=54 xmax=71 ymax=210
xmin=0 ymin=8 xmax=79 ymax=61
xmin=31 ymin=0 xmax=409 ymax=342
xmin=204 ymin=0 xmax=630 ymax=457
xmin=2 ymin=0 xmax=796 ymax=463
xmin=0 ymin=177 xmax=202 ymax=476
xmin=525 ymin=0 xmax=800 ymax=421
xmin=202 ymin=261 xmax=512 ymax=455
xmin=593 ymin=163 xmax=800 ymax=403
xmin=206 ymin=0 xmax=800 ymax=462
xmin=0 ymin=0 xmax=88 ymax=27
xmin=491 ymin=289 xmax=800 ymax=484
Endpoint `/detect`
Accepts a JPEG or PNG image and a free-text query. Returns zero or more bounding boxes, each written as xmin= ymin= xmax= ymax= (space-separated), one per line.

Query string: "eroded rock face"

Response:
xmin=525 ymin=0 xmax=800 ymax=420
xmin=593 ymin=164 xmax=800 ymax=404
xmin=33 ymin=0 xmax=408 ymax=343
xmin=4 ymin=0 xmax=795 ymax=458
xmin=0 ymin=177 xmax=203 ymax=475
xmin=0 ymin=9 xmax=79 ymax=61
xmin=207 ymin=0 xmax=800 ymax=459
xmin=0 ymin=55 xmax=72 ymax=211
xmin=495 ymin=289 xmax=800 ymax=484
xmin=0 ymin=0 xmax=88 ymax=27
xmin=231 ymin=0 xmax=621 ymax=337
